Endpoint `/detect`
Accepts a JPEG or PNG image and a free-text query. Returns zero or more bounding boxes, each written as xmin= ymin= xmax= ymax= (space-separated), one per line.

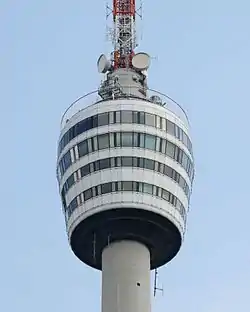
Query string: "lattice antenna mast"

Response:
xmin=113 ymin=0 xmax=136 ymax=69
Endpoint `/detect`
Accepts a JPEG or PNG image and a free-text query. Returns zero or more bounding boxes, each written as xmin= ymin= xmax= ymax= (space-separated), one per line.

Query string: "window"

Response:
xmin=138 ymin=158 xmax=144 ymax=168
xmin=145 ymin=113 xmax=155 ymax=127
xmin=138 ymin=112 xmax=145 ymax=124
xmin=114 ymin=132 xmax=121 ymax=147
xmin=178 ymin=128 xmax=183 ymax=141
xmin=76 ymin=119 xmax=86 ymax=135
xmin=158 ymin=163 xmax=164 ymax=174
xmin=92 ymin=115 xmax=98 ymax=127
xmin=61 ymin=190 xmax=66 ymax=210
xmin=145 ymin=134 xmax=156 ymax=150
xmin=121 ymin=132 xmax=133 ymax=147
xmin=167 ymin=120 xmax=175 ymax=136
xmin=176 ymin=149 xmax=183 ymax=163
xmin=154 ymin=161 xmax=159 ymax=171
xmin=110 ymin=157 xmax=115 ymax=167
xmin=173 ymin=171 xmax=180 ymax=182
xmin=70 ymin=197 xmax=78 ymax=212
xmin=122 ymin=181 xmax=133 ymax=191
xmin=143 ymin=183 xmax=153 ymax=194
xmin=133 ymin=132 xmax=139 ymax=147
xmin=132 ymin=111 xmax=139 ymax=123
xmin=166 ymin=141 xmax=176 ymax=158
xmin=94 ymin=160 xmax=100 ymax=171
xmin=88 ymin=137 xmax=94 ymax=153
xmin=78 ymin=140 xmax=88 ymax=157
xmin=112 ymin=182 xmax=117 ymax=192
xmin=62 ymin=150 xmax=72 ymax=173
xmin=67 ymin=174 xmax=75 ymax=190
xmin=95 ymin=185 xmax=101 ymax=196
xmin=121 ymin=110 xmax=133 ymax=123
xmin=98 ymin=112 xmax=109 ymax=126
xmin=183 ymin=132 xmax=188 ymax=146
xmin=164 ymin=165 xmax=173 ymax=177
xmin=179 ymin=205 xmax=185 ymax=219
xmin=176 ymin=199 xmax=182 ymax=210
xmin=98 ymin=134 xmax=110 ymax=150
xmin=138 ymin=134 xmax=145 ymax=149
xmin=179 ymin=176 xmax=185 ymax=189
xmin=114 ymin=111 xmax=121 ymax=123
xmin=109 ymin=112 xmax=115 ymax=124
xmin=84 ymin=188 xmax=93 ymax=201
xmin=81 ymin=164 xmax=90 ymax=177
xmin=85 ymin=117 xmax=93 ymax=131
xmin=99 ymin=158 xmax=110 ymax=170
xmin=144 ymin=159 xmax=154 ymax=170
xmin=122 ymin=157 xmax=133 ymax=166
xmin=171 ymin=194 xmax=177 ymax=206
xmin=101 ymin=182 xmax=112 ymax=194
xmin=182 ymin=153 xmax=188 ymax=169
xmin=117 ymin=181 xmax=122 ymax=191
xmin=133 ymin=157 xmax=138 ymax=167
xmin=133 ymin=181 xmax=140 ymax=192
xmin=69 ymin=126 xmax=75 ymax=140
xmin=162 ymin=189 xmax=170 ymax=201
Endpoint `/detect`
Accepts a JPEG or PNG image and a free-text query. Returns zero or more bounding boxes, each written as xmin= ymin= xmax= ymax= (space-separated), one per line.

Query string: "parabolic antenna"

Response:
xmin=97 ymin=54 xmax=111 ymax=73
xmin=132 ymin=52 xmax=151 ymax=71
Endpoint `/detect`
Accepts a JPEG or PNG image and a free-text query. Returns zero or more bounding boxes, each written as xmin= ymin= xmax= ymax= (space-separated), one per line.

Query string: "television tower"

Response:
xmin=57 ymin=1 xmax=195 ymax=312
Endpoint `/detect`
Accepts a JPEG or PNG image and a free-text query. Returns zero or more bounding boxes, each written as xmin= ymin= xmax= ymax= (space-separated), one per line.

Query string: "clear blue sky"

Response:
xmin=3 ymin=0 xmax=250 ymax=311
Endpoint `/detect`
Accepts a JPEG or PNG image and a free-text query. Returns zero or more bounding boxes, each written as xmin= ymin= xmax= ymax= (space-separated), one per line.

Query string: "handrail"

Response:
xmin=60 ymin=87 xmax=190 ymax=129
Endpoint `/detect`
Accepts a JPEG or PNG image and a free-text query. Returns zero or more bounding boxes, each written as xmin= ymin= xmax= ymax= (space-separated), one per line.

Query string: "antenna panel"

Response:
xmin=97 ymin=54 xmax=111 ymax=73
xmin=132 ymin=52 xmax=151 ymax=71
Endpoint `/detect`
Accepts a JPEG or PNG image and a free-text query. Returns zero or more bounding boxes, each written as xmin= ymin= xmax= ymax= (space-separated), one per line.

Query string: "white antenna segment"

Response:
xmin=132 ymin=52 xmax=151 ymax=71
xmin=97 ymin=54 xmax=111 ymax=73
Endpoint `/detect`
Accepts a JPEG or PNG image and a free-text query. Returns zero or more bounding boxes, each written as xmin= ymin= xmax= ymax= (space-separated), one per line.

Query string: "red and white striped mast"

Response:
xmin=112 ymin=0 xmax=136 ymax=69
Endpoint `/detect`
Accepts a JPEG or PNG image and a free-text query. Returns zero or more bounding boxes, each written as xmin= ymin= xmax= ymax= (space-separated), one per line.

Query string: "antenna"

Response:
xmin=112 ymin=0 xmax=137 ymax=69
xmin=153 ymin=269 xmax=163 ymax=297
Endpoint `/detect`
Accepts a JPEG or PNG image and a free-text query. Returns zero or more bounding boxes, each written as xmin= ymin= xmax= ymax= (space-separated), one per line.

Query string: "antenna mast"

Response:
xmin=112 ymin=0 xmax=136 ymax=69
xmin=153 ymin=269 xmax=163 ymax=297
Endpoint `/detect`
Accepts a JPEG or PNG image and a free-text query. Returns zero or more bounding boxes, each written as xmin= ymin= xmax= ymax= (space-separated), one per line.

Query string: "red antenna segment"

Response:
xmin=112 ymin=0 xmax=136 ymax=69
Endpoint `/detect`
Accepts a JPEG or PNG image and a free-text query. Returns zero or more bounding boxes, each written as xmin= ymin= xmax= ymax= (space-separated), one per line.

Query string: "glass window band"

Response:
xmin=58 ymin=110 xmax=193 ymax=155
xmin=58 ymin=132 xmax=194 ymax=182
xmin=66 ymin=181 xmax=187 ymax=224
xmin=61 ymin=156 xmax=191 ymax=201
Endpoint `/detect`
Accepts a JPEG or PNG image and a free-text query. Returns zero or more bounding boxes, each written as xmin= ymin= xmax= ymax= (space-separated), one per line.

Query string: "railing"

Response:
xmin=60 ymin=87 xmax=190 ymax=129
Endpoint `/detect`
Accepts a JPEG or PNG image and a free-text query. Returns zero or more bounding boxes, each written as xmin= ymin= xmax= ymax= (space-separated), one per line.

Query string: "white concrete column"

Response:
xmin=102 ymin=240 xmax=151 ymax=312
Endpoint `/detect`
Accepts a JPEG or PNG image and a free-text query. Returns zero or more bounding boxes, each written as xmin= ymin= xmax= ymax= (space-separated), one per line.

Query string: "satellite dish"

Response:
xmin=97 ymin=54 xmax=111 ymax=73
xmin=132 ymin=52 xmax=151 ymax=71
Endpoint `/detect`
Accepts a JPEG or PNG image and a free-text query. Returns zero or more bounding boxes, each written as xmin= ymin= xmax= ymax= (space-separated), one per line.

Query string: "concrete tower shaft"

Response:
xmin=102 ymin=241 xmax=150 ymax=312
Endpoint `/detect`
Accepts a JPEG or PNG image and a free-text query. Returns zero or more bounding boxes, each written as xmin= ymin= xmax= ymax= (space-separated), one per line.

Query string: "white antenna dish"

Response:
xmin=132 ymin=52 xmax=151 ymax=71
xmin=97 ymin=54 xmax=111 ymax=73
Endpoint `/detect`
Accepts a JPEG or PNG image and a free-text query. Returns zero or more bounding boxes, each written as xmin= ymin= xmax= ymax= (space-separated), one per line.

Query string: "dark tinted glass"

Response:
xmin=84 ymin=188 xmax=93 ymax=201
xmin=78 ymin=140 xmax=88 ymax=157
xmin=99 ymin=158 xmax=110 ymax=170
xmin=81 ymin=164 xmax=91 ymax=177
xmin=98 ymin=113 xmax=109 ymax=126
xmin=121 ymin=157 xmax=133 ymax=166
xmin=101 ymin=182 xmax=112 ymax=194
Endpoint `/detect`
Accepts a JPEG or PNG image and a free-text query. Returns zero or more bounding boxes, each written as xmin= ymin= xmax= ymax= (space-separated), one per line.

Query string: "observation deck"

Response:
xmin=57 ymin=87 xmax=194 ymax=270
